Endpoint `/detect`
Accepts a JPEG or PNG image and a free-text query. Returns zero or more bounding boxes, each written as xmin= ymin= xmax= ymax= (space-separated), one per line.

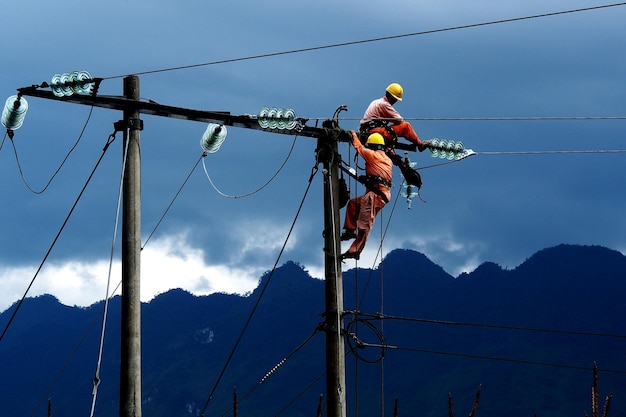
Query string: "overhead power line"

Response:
xmin=366 ymin=313 xmax=626 ymax=339
xmin=394 ymin=345 xmax=626 ymax=375
xmin=103 ymin=2 xmax=626 ymax=80
xmin=478 ymin=149 xmax=626 ymax=155
xmin=403 ymin=116 xmax=626 ymax=121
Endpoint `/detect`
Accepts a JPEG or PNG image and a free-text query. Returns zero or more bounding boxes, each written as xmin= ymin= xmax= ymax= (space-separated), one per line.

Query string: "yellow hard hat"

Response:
xmin=386 ymin=83 xmax=403 ymax=101
xmin=366 ymin=132 xmax=385 ymax=147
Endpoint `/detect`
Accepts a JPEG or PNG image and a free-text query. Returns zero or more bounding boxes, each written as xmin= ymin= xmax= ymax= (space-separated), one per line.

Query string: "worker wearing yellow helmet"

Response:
xmin=340 ymin=131 xmax=393 ymax=260
xmin=360 ymin=83 xmax=428 ymax=152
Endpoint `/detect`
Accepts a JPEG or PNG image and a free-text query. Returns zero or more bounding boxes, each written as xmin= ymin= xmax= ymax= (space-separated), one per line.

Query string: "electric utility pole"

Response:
xmin=120 ymin=75 xmax=142 ymax=417
xmin=319 ymin=123 xmax=347 ymax=417
xmin=16 ymin=75 xmax=348 ymax=417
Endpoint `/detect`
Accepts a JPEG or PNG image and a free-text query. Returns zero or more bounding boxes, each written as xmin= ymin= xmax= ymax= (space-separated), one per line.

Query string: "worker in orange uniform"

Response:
xmin=340 ymin=131 xmax=393 ymax=260
xmin=359 ymin=83 xmax=428 ymax=152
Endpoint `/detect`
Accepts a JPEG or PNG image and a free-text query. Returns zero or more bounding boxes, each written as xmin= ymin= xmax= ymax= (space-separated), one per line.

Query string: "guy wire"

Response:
xmin=142 ymin=152 xmax=204 ymax=249
xmin=90 ymin=128 xmax=129 ymax=417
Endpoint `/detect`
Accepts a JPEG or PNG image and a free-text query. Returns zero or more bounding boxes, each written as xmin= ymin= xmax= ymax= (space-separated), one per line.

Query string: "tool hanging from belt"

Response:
xmin=388 ymin=153 xmax=421 ymax=189
xmin=388 ymin=152 xmax=426 ymax=203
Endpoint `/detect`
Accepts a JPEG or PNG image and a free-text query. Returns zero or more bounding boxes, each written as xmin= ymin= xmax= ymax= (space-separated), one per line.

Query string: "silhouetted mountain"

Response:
xmin=0 ymin=245 xmax=625 ymax=417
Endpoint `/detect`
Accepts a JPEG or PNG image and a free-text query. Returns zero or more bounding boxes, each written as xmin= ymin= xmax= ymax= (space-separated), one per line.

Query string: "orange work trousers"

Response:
xmin=343 ymin=190 xmax=387 ymax=256
xmin=368 ymin=121 xmax=420 ymax=146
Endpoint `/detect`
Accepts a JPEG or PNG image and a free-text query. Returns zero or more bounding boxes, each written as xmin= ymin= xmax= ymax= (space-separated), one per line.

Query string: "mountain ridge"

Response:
xmin=0 ymin=244 xmax=624 ymax=417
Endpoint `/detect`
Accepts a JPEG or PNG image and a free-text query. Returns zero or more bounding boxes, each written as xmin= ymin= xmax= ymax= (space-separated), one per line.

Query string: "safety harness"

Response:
xmin=358 ymin=120 xmax=398 ymax=148
xmin=359 ymin=174 xmax=392 ymax=203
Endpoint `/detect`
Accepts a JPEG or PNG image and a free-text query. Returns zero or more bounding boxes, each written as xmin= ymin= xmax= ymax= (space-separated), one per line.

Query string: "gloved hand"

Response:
xmin=339 ymin=130 xmax=353 ymax=143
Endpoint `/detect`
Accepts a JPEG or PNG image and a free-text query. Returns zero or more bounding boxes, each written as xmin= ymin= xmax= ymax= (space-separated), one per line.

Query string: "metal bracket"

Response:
xmin=114 ymin=118 xmax=144 ymax=132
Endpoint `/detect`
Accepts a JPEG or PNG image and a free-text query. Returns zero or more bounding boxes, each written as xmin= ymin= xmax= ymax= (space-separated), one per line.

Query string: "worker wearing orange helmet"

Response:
xmin=340 ymin=131 xmax=393 ymax=260
xmin=360 ymin=83 xmax=428 ymax=152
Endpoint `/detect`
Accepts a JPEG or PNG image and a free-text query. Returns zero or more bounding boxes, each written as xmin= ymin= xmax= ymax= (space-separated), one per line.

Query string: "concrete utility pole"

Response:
xmin=120 ymin=75 xmax=142 ymax=417
xmin=319 ymin=125 xmax=347 ymax=417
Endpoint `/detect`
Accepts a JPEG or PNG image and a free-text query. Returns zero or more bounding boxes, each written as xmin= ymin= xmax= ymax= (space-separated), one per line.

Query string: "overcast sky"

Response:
xmin=1 ymin=0 xmax=625 ymax=312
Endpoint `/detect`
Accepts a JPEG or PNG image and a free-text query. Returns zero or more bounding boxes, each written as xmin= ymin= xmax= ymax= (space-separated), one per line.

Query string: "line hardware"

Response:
xmin=427 ymin=138 xmax=476 ymax=160
xmin=50 ymin=71 xmax=95 ymax=97
xmin=200 ymin=123 xmax=228 ymax=153
xmin=1 ymin=95 xmax=28 ymax=132
xmin=257 ymin=107 xmax=301 ymax=131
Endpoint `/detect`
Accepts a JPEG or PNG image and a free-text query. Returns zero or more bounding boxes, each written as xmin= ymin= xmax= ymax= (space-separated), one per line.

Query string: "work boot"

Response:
xmin=340 ymin=230 xmax=356 ymax=241
xmin=341 ymin=251 xmax=360 ymax=261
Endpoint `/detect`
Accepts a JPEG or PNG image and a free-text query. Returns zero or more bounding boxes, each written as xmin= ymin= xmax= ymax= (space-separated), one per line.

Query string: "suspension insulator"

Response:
xmin=1 ymin=95 xmax=28 ymax=130
xmin=51 ymin=71 xmax=94 ymax=97
xmin=258 ymin=106 xmax=297 ymax=130
xmin=200 ymin=123 xmax=227 ymax=153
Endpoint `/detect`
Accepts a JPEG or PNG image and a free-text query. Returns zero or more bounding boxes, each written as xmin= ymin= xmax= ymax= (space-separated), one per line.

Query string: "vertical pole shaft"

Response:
xmin=320 ymin=131 xmax=346 ymax=417
xmin=120 ymin=75 xmax=142 ymax=417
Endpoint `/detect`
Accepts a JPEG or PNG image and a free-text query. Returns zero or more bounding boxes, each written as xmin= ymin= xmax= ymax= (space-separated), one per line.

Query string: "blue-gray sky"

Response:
xmin=1 ymin=0 xmax=625 ymax=311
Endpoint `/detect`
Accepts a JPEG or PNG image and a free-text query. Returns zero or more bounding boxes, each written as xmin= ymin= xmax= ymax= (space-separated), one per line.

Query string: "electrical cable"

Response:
xmin=7 ymin=106 xmax=94 ymax=194
xmin=218 ymin=326 xmax=323 ymax=417
xmin=405 ymin=116 xmax=626 ymax=121
xmin=392 ymin=345 xmax=626 ymax=375
xmin=357 ymin=313 xmax=626 ymax=340
xmin=202 ymin=135 xmax=299 ymax=198
xmin=345 ymin=317 xmax=388 ymax=364
xmin=90 ymin=128 xmax=128 ymax=417
xmin=411 ymin=148 xmax=626 ymax=171
xmin=142 ymin=152 xmax=205 ymax=249
xmin=0 ymin=132 xmax=117 ymax=345
xmin=414 ymin=149 xmax=626 ymax=171
xmin=273 ymin=371 xmax=327 ymax=417
xmin=377 ymin=214 xmax=385 ymax=417
xmin=101 ymin=2 xmax=626 ymax=80
xmin=198 ymin=159 xmax=320 ymax=417
xmin=332 ymin=116 xmax=626 ymax=122
xmin=0 ymin=131 xmax=7 ymax=151
xmin=477 ymin=149 xmax=626 ymax=155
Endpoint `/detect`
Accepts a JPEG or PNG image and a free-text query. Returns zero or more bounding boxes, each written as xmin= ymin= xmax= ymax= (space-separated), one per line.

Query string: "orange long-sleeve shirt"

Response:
xmin=351 ymin=131 xmax=392 ymax=201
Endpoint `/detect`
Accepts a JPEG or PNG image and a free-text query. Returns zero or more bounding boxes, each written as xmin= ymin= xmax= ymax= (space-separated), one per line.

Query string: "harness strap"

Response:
xmin=359 ymin=120 xmax=399 ymax=150
xmin=365 ymin=174 xmax=392 ymax=188
xmin=359 ymin=119 xmax=388 ymax=133
xmin=358 ymin=174 xmax=391 ymax=203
